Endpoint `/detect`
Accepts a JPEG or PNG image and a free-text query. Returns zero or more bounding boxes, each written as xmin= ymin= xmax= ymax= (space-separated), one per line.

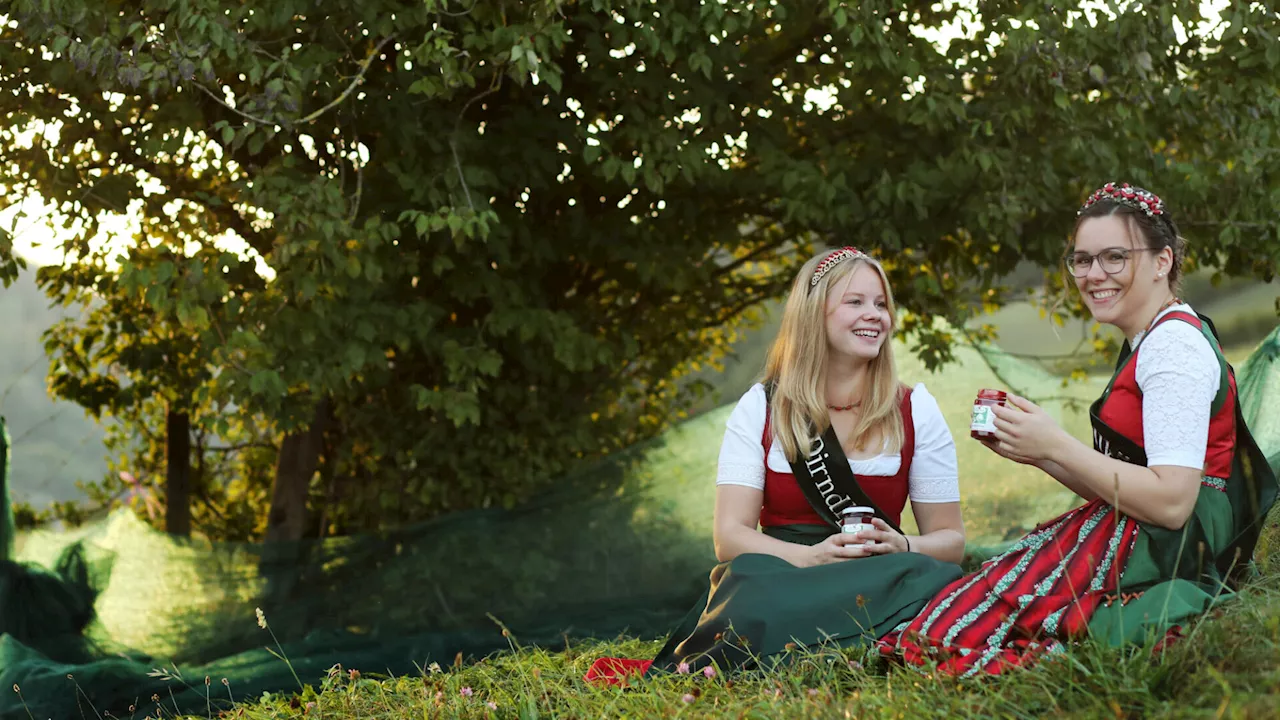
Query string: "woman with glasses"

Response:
xmin=877 ymin=181 xmax=1277 ymax=676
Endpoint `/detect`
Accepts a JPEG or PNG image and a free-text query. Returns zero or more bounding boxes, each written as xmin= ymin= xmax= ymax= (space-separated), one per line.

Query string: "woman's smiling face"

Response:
xmin=825 ymin=263 xmax=891 ymax=363
xmin=1070 ymin=214 xmax=1163 ymax=329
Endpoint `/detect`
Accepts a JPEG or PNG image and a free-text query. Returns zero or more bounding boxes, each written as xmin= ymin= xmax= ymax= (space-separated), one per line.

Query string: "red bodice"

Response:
xmin=1096 ymin=310 xmax=1237 ymax=478
xmin=758 ymin=387 xmax=915 ymax=528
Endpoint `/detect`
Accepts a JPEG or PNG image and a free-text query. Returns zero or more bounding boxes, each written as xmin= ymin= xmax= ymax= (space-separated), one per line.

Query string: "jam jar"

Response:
xmin=841 ymin=506 xmax=876 ymax=543
xmin=971 ymin=388 xmax=1007 ymax=440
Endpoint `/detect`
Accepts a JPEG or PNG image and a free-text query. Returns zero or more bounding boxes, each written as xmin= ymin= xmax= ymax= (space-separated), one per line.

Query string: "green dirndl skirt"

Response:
xmin=645 ymin=523 xmax=964 ymax=674
xmin=1087 ymin=484 xmax=1243 ymax=645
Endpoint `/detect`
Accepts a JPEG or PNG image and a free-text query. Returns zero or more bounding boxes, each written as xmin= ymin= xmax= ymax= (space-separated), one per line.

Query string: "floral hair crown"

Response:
xmin=810 ymin=246 xmax=869 ymax=287
xmin=1078 ymin=181 xmax=1165 ymax=218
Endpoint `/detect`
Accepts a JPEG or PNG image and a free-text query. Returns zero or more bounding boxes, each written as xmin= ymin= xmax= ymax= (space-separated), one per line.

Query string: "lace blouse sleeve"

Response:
xmin=715 ymin=384 xmax=768 ymax=490
xmin=1135 ymin=319 xmax=1221 ymax=470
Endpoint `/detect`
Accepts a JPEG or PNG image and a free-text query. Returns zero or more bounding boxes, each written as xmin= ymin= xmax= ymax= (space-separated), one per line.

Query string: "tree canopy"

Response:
xmin=2 ymin=0 xmax=1278 ymax=540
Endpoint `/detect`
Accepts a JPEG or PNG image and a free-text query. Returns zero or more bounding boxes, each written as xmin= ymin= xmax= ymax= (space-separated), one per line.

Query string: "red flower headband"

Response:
xmin=810 ymin=246 xmax=869 ymax=287
xmin=1078 ymin=181 xmax=1165 ymax=218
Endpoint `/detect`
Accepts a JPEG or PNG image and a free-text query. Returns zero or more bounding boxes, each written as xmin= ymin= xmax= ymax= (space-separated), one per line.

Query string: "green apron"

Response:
xmin=646 ymin=523 xmax=964 ymax=673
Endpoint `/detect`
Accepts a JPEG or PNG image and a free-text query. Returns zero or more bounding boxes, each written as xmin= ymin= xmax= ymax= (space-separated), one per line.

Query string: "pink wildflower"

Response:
xmin=682 ymin=693 xmax=695 ymax=703
xmin=676 ymin=662 xmax=690 ymax=674
xmin=702 ymin=666 xmax=716 ymax=678
xmin=461 ymin=687 xmax=474 ymax=697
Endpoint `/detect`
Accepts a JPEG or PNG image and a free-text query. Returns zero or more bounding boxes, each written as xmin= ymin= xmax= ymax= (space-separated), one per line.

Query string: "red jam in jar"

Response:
xmin=841 ymin=506 xmax=875 ymax=542
xmin=971 ymin=389 xmax=1007 ymax=439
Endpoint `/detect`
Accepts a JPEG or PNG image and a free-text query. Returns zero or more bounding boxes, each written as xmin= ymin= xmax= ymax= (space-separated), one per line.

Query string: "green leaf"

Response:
xmin=432 ymin=255 xmax=455 ymax=275
xmin=249 ymin=370 xmax=281 ymax=395
xmin=345 ymin=345 xmax=365 ymax=369
xmin=475 ymin=349 xmax=502 ymax=376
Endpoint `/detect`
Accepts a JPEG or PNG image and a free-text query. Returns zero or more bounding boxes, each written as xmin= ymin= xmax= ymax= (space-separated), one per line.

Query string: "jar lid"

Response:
xmin=976 ymin=388 xmax=1008 ymax=400
xmin=841 ymin=506 xmax=875 ymax=515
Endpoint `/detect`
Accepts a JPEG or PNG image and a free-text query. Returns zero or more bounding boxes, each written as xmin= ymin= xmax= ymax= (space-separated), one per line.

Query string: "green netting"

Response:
xmin=0 ymin=407 xmax=727 ymax=719
xmin=1 ymin=326 xmax=1278 ymax=719
xmin=1238 ymin=323 xmax=1280 ymax=473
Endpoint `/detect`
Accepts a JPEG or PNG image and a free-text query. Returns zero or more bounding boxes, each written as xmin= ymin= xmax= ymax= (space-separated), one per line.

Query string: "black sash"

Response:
xmin=764 ymin=385 xmax=903 ymax=535
xmin=1088 ymin=398 xmax=1146 ymax=466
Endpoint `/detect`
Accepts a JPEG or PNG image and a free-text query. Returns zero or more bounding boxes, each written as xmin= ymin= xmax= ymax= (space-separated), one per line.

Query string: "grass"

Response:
xmin=106 ymin=489 xmax=1275 ymax=720
xmin=176 ymin=559 xmax=1280 ymax=719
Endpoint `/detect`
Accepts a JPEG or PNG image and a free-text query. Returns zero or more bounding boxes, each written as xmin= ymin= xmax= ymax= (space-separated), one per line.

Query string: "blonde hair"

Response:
xmin=762 ymin=249 xmax=905 ymax=462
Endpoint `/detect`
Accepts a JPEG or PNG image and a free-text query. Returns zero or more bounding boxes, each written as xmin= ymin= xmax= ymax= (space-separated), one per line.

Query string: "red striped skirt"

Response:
xmin=877 ymin=499 xmax=1139 ymax=676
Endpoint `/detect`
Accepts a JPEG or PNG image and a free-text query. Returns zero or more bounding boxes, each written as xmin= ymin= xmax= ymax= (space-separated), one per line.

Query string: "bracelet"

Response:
xmin=904 ymin=534 xmax=911 ymax=553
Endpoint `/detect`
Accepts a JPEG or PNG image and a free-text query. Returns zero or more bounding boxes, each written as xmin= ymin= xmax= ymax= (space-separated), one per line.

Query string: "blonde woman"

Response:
xmin=586 ymin=247 xmax=967 ymax=682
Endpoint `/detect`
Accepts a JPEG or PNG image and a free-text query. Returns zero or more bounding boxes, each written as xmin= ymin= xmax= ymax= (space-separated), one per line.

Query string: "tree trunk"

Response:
xmin=264 ymin=398 xmax=331 ymax=543
xmin=165 ymin=407 xmax=191 ymax=536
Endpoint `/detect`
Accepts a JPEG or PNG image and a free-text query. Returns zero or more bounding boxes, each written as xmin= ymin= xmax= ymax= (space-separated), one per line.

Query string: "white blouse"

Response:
xmin=1130 ymin=303 xmax=1221 ymax=470
xmin=715 ymin=382 xmax=961 ymax=503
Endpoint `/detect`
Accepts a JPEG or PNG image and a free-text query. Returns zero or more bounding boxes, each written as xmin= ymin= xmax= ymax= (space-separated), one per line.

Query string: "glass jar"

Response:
xmin=971 ymin=388 xmax=1008 ymax=440
xmin=841 ymin=506 xmax=875 ymax=542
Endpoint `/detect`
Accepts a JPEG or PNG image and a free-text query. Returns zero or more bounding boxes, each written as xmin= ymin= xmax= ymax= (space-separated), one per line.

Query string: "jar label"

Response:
xmin=842 ymin=522 xmax=869 ymax=537
xmin=971 ymin=405 xmax=996 ymax=432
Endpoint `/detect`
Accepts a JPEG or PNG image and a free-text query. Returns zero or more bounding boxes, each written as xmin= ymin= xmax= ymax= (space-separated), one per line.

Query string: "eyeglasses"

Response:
xmin=1063 ymin=247 xmax=1160 ymax=278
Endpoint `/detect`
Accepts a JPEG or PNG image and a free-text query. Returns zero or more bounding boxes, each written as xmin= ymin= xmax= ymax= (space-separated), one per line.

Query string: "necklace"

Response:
xmin=1133 ymin=295 xmax=1181 ymax=348
xmin=827 ymin=400 xmax=862 ymax=411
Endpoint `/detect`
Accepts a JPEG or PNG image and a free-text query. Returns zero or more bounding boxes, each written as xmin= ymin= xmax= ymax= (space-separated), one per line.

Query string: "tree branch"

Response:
xmin=113 ymin=142 xmax=276 ymax=258
xmin=193 ymin=33 xmax=393 ymax=134
xmin=206 ymin=441 xmax=277 ymax=453
xmin=710 ymin=231 xmax=793 ymax=278
xmin=449 ymin=77 xmax=503 ymax=212
xmin=193 ymin=82 xmax=275 ymax=126
xmin=346 ymin=148 xmax=364 ymax=224
xmin=959 ymin=326 xmax=1056 ymax=402
xmin=298 ymin=34 xmax=397 ymax=125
